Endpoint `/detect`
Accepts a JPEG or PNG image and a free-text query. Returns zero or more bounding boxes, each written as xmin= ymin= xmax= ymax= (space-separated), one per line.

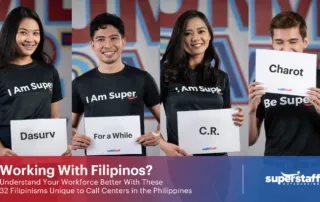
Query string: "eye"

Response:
xmin=290 ymin=41 xmax=297 ymax=44
xmin=20 ymin=31 xmax=27 ymax=35
xmin=198 ymin=30 xmax=205 ymax=34
xmin=111 ymin=37 xmax=118 ymax=40
xmin=34 ymin=32 xmax=40 ymax=36
xmin=184 ymin=32 xmax=191 ymax=36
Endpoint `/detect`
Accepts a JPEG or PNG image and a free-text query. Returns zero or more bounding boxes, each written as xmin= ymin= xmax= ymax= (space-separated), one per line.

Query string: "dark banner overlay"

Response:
xmin=0 ymin=157 xmax=320 ymax=202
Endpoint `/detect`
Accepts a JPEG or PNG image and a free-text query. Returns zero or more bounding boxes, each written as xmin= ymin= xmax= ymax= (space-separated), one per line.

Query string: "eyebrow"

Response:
xmin=274 ymin=38 xmax=299 ymax=42
xmin=185 ymin=27 xmax=207 ymax=32
xmin=18 ymin=28 xmax=40 ymax=31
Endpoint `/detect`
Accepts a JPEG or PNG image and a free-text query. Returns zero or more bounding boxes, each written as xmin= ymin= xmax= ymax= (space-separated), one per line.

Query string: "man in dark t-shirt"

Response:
xmin=249 ymin=11 xmax=320 ymax=155
xmin=71 ymin=13 xmax=160 ymax=156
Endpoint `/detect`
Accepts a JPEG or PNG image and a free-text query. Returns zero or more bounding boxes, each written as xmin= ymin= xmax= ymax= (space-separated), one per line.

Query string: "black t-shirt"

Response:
xmin=161 ymin=68 xmax=231 ymax=156
xmin=72 ymin=64 xmax=160 ymax=156
xmin=257 ymin=69 xmax=320 ymax=156
xmin=0 ymin=60 xmax=63 ymax=148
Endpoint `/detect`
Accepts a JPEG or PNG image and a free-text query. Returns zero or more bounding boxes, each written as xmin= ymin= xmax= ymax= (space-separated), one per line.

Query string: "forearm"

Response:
xmin=248 ymin=112 xmax=261 ymax=146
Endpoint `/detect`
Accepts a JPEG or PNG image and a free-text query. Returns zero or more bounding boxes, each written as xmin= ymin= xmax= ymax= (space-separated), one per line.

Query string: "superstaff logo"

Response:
xmin=107 ymin=149 xmax=121 ymax=153
xmin=202 ymin=147 xmax=217 ymax=151
xmin=266 ymin=171 xmax=320 ymax=186
xmin=277 ymin=88 xmax=292 ymax=92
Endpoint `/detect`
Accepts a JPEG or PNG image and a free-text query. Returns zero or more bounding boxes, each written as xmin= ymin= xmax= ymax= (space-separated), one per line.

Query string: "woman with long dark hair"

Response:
xmin=0 ymin=6 xmax=71 ymax=156
xmin=160 ymin=10 xmax=244 ymax=156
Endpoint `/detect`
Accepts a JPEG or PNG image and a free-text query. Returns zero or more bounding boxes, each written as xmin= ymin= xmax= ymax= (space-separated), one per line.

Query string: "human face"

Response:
xmin=91 ymin=25 xmax=126 ymax=64
xmin=272 ymin=26 xmax=308 ymax=53
xmin=15 ymin=18 xmax=40 ymax=57
xmin=183 ymin=17 xmax=211 ymax=57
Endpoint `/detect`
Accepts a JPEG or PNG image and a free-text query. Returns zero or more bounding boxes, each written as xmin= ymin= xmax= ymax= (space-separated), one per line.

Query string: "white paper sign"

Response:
xmin=177 ymin=109 xmax=240 ymax=154
xmin=256 ymin=49 xmax=317 ymax=96
xmin=84 ymin=116 xmax=142 ymax=155
xmin=10 ymin=119 xmax=67 ymax=156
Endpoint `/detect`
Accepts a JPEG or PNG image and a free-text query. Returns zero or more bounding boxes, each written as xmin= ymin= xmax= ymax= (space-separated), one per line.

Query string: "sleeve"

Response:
xmin=222 ymin=73 xmax=231 ymax=108
xmin=72 ymin=79 xmax=84 ymax=114
xmin=51 ymin=67 xmax=63 ymax=103
xmin=143 ymin=71 xmax=160 ymax=108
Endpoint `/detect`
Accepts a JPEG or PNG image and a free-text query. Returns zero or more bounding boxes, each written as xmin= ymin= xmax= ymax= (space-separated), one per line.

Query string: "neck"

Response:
xmin=10 ymin=56 xmax=33 ymax=65
xmin=98 ymin=59 xmax=125 ymax=74
xmin=188 ymin=54 xmax=204 ymax=69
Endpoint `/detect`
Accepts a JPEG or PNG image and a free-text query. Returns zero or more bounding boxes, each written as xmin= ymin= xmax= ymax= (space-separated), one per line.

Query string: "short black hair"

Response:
xmin=90 ymin=13 xmax=125 ymax=40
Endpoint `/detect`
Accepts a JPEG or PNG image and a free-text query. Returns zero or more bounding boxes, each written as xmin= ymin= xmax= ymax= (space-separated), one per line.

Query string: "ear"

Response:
xmin=90 ymin=40 xmax=94 ymax=50
xmin=122 ymin=37 xmax=126 ymax=48
xmin=303 ymin=36 xmax=309 ymax=49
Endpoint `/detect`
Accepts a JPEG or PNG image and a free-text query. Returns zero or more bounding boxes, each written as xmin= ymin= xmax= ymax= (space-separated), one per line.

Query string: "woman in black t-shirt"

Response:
xmin=160 ymin=10 xmax=244 ymax=156
xmin=0 ymin=6 xmax=71 ymax=156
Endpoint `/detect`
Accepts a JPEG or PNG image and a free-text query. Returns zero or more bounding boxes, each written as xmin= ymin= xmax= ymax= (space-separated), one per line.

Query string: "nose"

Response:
xmin=283 ymin=43 xmax=293 ymax=52
xmin=191 ymin=33 xmax=200 ymax=42
xmin=102 ymin=40 xmax=112 ymax=48
xmin=25 ymin=33 xmax=34 ymax=42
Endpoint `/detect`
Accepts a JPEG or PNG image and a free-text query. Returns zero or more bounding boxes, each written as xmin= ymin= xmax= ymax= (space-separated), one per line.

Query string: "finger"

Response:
xmin=310 ymin=98 xmax=320 ymax=108
xmin=7 ymin=150 xmax=17 ymax=156
xmin=143 ymin=139 xmax=157 ymax=146
xmin=74 ymin=136 xmax=91 ymax=145
xmin=176 ymin=152 xmax=184 ymax=156
xmin=309 ymin=95 xmax=319 ymax=103
xmin=236 ymin=106 xmax=242 ymax=113
xmin=234 ymin=121 xmax=243 ymax=126
xmin=249 ymin=82 xmax=262 ymax=88
xmin=309 ymin=87 xmax=320 ymax=93
xmin=249 ymin=86 xmax=264 ymax=94
xmin=310 ymin=99 xmax=320 ymax=112
xmin=75 ymin=134 xmax=91 ymax=142
xmin=233 ymin=112 xmax=244 ymax=117
xmin=178 ymin=148 xmax=189 ymax=156
xmin=136 ymin=136 xmax=143 ymax=141
xmin=308 ymin=91 xmax=320 ymax=100
xmin=233 ymin=117 xmax=244 ymax=122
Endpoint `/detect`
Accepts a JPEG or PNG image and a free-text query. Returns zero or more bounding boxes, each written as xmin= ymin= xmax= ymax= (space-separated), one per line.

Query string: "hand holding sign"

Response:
xmin=232 ymin=106 xmax=244 ymax=126
xmin=248 ymin=82 xmax=265 ymax=113
xmin=0 ymin=148 xmax=17 ymax=156
xmin=308 ymin=87 xmax=320 ymax=114
xmin=72 ymin=133 xmax=91 ymax=150
xmin=161 ymin=142 xmax=192 ymax=156
xmin=136 ymin=131 xmax=160 ymax=146
xmin=61 ymin=145 xmax=72 ymax=156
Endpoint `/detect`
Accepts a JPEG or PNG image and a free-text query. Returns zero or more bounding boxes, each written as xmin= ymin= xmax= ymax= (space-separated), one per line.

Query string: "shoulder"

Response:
xmin=217 ymin=69 xmax=229 ymax=80
xmin=125 ymin=64 xmax=147 ymax=76
xmin=74 ymin=68 xmax=97 ymax=83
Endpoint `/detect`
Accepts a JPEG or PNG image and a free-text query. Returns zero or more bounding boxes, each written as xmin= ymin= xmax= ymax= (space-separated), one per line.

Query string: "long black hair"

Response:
xmin=0 ymin=6 xmax=51 ymax=66
xmin=161 ymin=10 xmax=220 ymax=86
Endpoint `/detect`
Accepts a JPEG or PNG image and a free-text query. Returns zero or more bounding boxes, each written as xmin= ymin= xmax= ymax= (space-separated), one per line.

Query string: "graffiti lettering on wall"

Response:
xmin=161 ymin=0 xmax=249 ymax=104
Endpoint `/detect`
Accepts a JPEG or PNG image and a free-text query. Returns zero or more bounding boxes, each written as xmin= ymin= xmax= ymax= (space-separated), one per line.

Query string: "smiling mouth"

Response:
xmin=22 ymin=44 xmax=35 ymax=50
xmin=191 ymin=43 xmax=203 ymax=48
xmin=102 ymin=51 xmax=115 ymax=57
